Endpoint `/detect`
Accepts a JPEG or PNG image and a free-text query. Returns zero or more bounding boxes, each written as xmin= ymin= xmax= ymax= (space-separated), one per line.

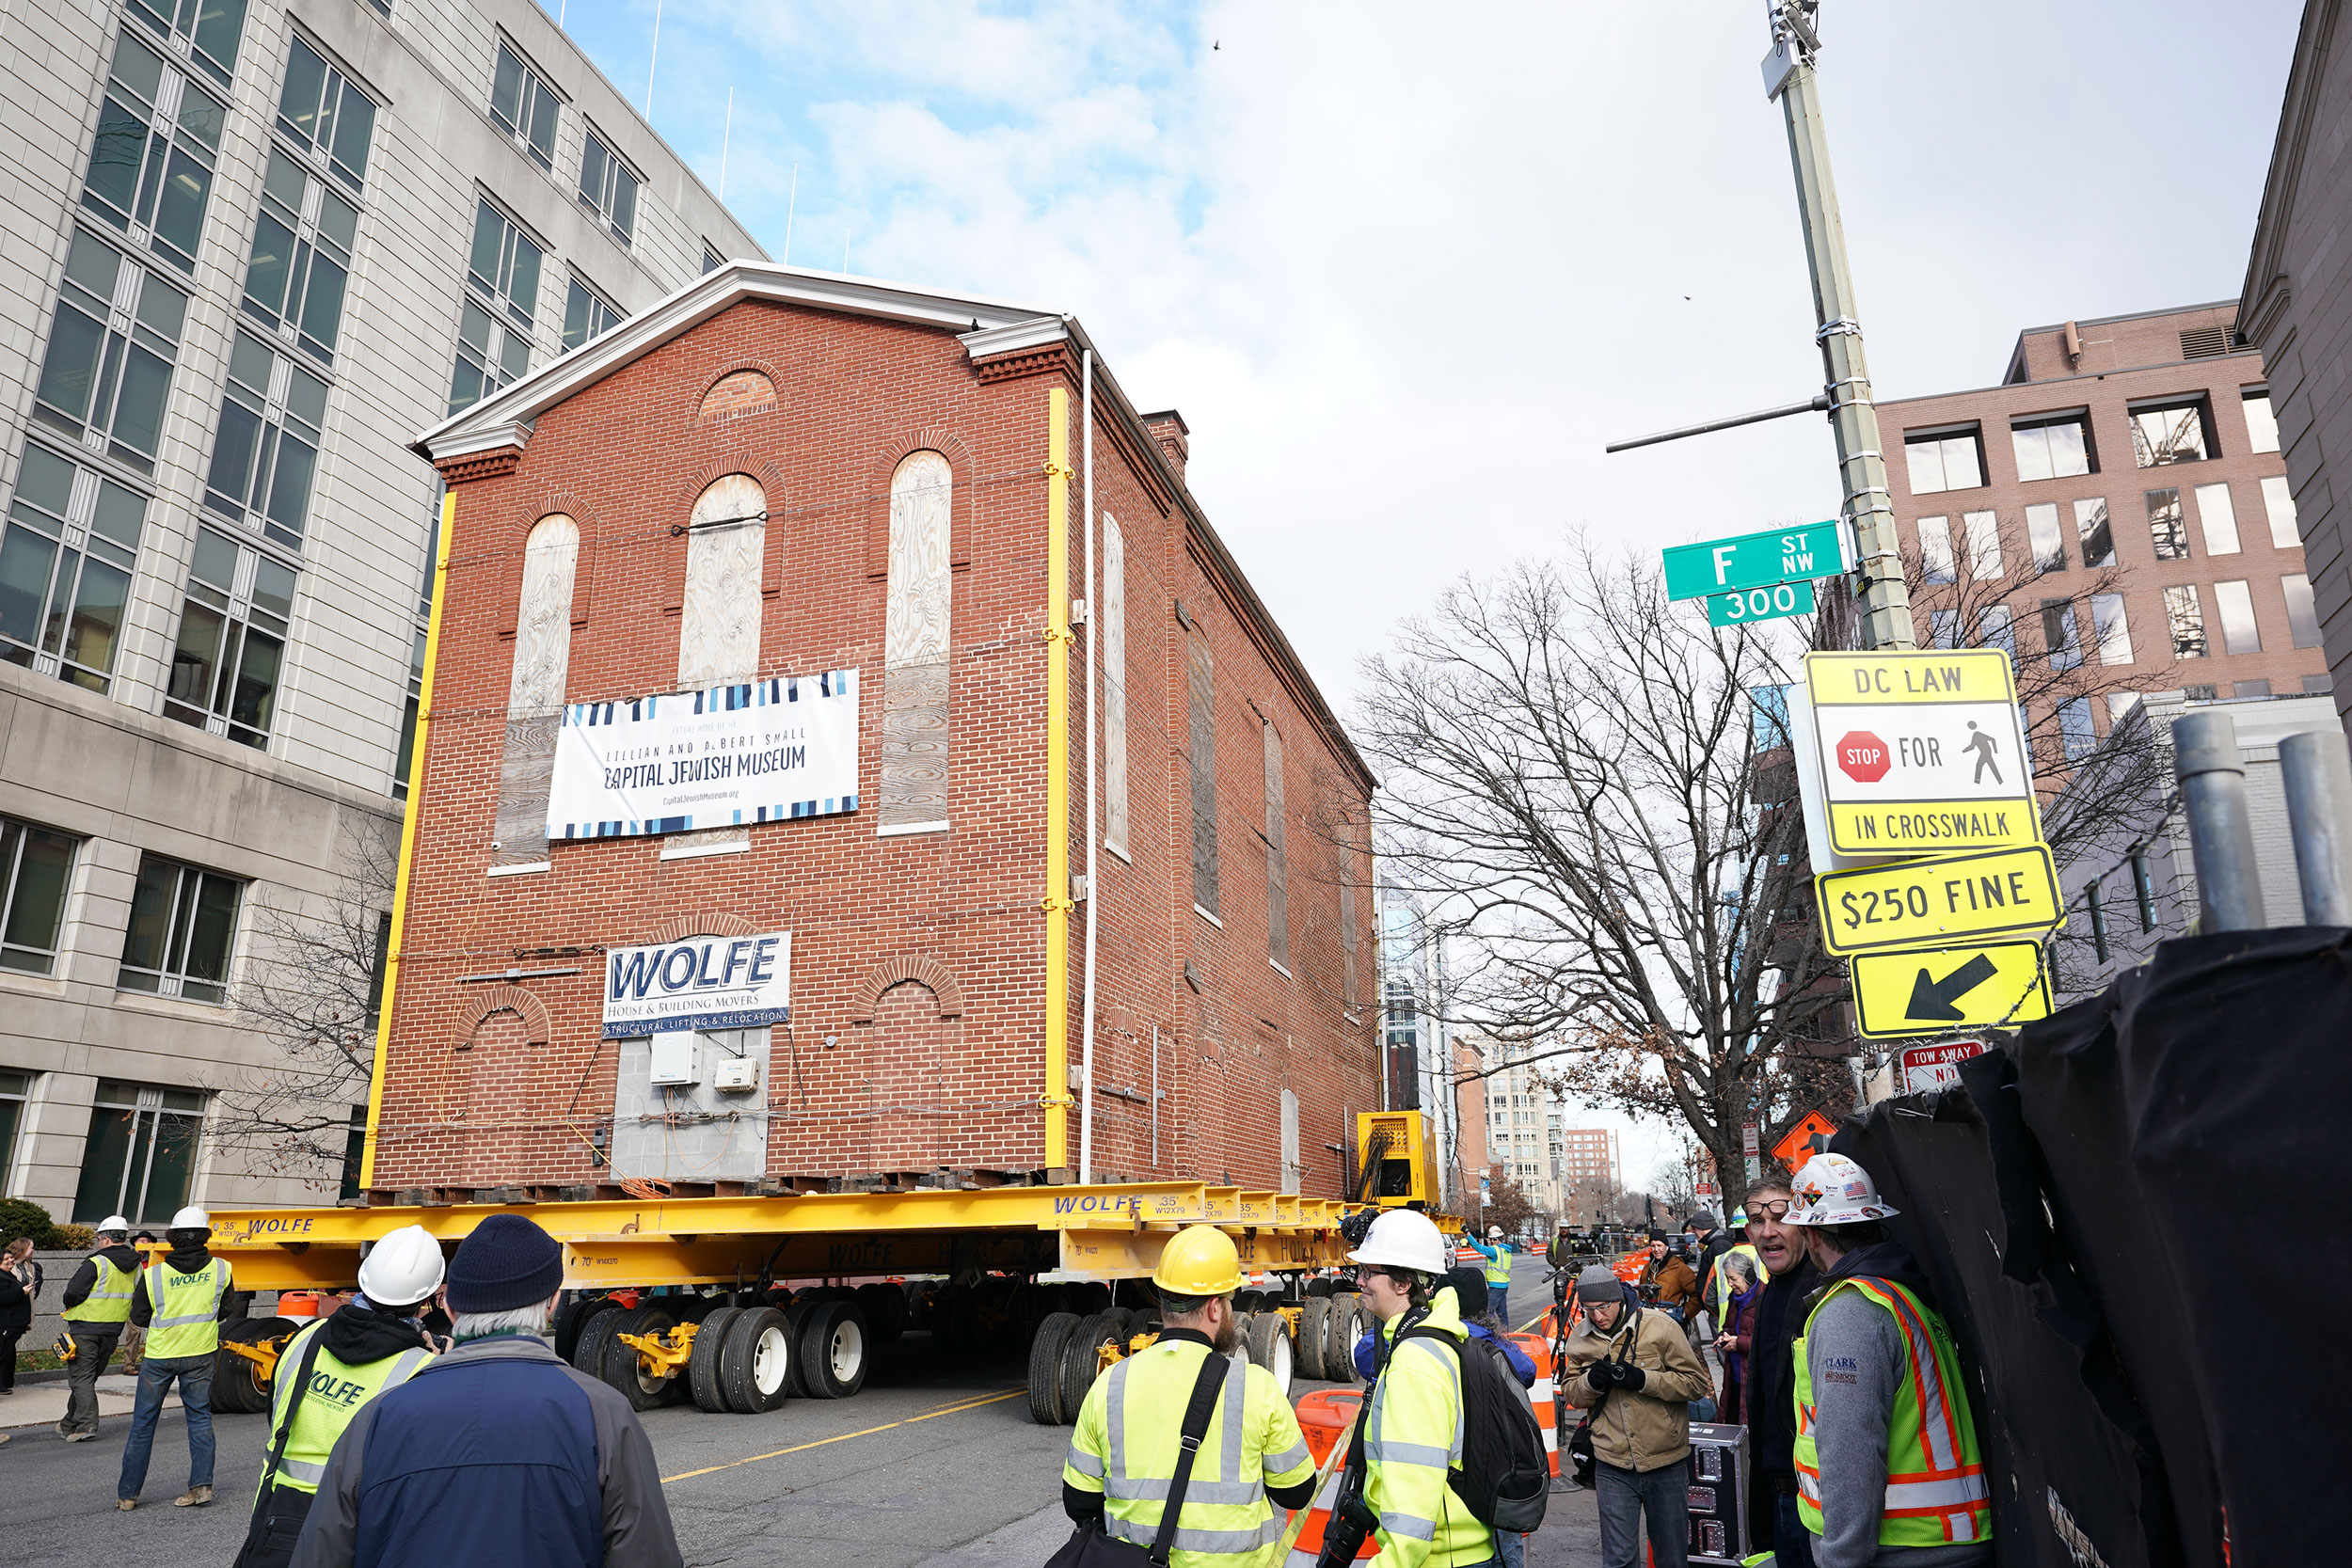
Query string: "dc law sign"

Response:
xmin=546 ymin=672 xmax=860 ymax=841
xmin=1803 ymin=650 xmax=2040 ymax=854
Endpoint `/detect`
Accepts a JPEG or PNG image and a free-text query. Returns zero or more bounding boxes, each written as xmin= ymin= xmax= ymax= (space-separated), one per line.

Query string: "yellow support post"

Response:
xmin=1041 ymin=386 xmax=1074 ymax=1171
xmin=359 ymin=489 xmax=454 ymax=1188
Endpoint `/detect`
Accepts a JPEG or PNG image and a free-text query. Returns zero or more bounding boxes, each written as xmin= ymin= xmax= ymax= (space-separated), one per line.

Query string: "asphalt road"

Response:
xmin=7 ymin=1254 xmax=1589 ymax=1567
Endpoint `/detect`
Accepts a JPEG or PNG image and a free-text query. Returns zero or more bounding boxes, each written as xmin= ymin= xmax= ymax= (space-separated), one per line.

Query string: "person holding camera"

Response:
xmin=1560 ymin=1263 xmax=1713 ymax=1568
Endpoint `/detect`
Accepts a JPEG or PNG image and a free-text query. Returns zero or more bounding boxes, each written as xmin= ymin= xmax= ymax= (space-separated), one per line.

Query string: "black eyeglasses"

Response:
xmin=1748 ymin=1200 xmax=1791 ymax=1221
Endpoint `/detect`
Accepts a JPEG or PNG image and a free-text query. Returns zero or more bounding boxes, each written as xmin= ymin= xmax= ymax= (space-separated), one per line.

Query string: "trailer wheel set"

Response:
xmin=1020 ymin=1285 xmax=1369 ymax=1428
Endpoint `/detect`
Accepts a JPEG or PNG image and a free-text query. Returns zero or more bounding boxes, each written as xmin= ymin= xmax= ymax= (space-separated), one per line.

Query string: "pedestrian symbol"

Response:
xmin=1963 ymin=721 xmax=2001 ymax=785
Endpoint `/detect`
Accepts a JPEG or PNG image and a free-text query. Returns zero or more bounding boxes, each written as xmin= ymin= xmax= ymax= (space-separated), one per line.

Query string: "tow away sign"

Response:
xmin=1851 ymin=942 xmax=2051 ymax=1038
xmin=1804 ymin=650 xmax=2038 ymax=854
xmin=1815 ymin=844 xmax=2063 ymax=957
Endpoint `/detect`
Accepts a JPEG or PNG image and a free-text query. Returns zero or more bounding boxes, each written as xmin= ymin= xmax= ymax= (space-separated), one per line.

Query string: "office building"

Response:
xmin=0 ymin=0 xmax=761 ymax=1220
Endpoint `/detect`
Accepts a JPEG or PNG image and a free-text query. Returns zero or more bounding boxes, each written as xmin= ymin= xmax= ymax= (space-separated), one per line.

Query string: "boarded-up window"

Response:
xmin=1279 ymin=1087 xmax=1300 ymax=1196
xmin=670 ymin=475 xmax=766 ymax=854
xmin=1262 ymin=717 xmax=1287 ymax=970
xmin=881 ymin=451 xmax=952 ymax=832
xmin=1187 ymin=626 xmax=1217 ymax=915
xmin=1102 ymin=514 xmax=1128 ymax=857
xmin=493 ymin=514 xmax=578 ymax=866
xmin=1339 ymin=840 xmax=1359 ymax=1007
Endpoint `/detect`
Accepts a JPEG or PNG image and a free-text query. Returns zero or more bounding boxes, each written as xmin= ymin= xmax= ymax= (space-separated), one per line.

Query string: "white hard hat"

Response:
xmin=1486 ymin=1226 xmax=1502 ymax=1238
xmin=1785 ymin=1153 xmax=1899 ymax=1227
xmin=1346 ymin=1210 xmax=1450 ymax=1275
xmin=358 ymin=1225 xmax=447 ymax=1309
xmin=169 ymin=1206 xmax=210 ymax=1229
xmin=98 ymin=1215 xmax=132 ymax=1235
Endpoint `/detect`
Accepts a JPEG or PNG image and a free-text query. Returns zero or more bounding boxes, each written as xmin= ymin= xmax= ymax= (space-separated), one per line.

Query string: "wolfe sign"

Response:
xmin=547 ymin=672 xmax=860 ymax=841
xmin=604 ymin=929 xmax=791 ymax=1037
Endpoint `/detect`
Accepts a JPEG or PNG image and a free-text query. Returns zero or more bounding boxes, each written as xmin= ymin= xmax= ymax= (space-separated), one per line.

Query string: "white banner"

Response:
xmin=547 ymin=672 xmax=859 ymax=842
xmin=604 ymin=930 xmax=791 ymax=1037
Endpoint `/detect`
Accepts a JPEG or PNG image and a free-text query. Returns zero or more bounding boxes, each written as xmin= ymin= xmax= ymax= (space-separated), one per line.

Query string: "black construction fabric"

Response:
xmin=1835 ymin=1086 xmax=2180 ymax=1568
xmin=2012 ymin=963 xmax=2229 ymax=1565
xmin=2105 ymin=926 xmax=2352 ymax=1568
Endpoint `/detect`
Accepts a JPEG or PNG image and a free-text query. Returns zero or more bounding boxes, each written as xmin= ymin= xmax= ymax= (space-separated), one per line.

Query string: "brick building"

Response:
xmin=394 ymin=263 xmax=1380 ymax=1198
xmin=1885 ymin=303 xmax=2325 ymax=762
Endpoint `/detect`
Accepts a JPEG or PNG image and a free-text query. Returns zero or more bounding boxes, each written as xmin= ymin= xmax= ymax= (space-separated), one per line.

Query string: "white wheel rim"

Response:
xmin=830 ymin=1320 xmax=864 ymax=1381
xmin=751 ymin=1325 xmax=789 ymax=1395
xmin=1268 ymin=1327 xmax=1292 ymax=1393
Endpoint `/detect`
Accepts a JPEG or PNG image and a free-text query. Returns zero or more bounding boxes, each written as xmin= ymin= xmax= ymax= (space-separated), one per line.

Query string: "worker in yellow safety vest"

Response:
xmin=1787 ymin=1154 xmax=1992 ymax=1565
xmin=1476 ymin=1227 xmax=1514 ymax=1323
xmin=1349 ymin=1209 xmax=1495 ymax=1568
xmin=117 ymin=1205 xmax=233 ymax=1513
xmin=1062 ymin=1224 xmax=1319 ymax=1567
xmin=233 ymin=1226 xmax=445 ymax=1568
xmin=56 ymin=1213 xmax=140 ymax=1441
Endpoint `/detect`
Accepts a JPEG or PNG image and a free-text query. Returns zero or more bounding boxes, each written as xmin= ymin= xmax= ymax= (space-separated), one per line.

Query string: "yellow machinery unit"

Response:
xmin=1351 ymin=1110 xmax=1435 ymax=1208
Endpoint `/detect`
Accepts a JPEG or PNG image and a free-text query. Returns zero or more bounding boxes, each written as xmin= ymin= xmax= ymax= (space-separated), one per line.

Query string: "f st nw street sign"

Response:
xmin=1663 ymin=519 xmax=1844 ymax=602
xmin=1706 ymin=578 xmax=1818 ymax=627
xmin=1851 ymin=940 xmax=2052 ymax=1039
xmin=1804 ymin=650 xmax=2040 ymax=855
xmin=1814 ymin=844 xmax=2064 ymax=958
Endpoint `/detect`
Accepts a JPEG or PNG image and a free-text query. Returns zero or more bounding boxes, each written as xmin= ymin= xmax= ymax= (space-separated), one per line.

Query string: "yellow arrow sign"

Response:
xmin=1815 ymin=844 xmax=2064 ymax=957
xmin=1851 ymin=941 xmax=2052 ymax=1039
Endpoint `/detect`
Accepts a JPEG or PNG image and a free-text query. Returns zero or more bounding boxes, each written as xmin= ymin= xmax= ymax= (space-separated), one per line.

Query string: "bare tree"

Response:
xmin=1650 ymin=1153 xmax=1700 ymax=1216
xmin=1480 ymin=1168 xmax=1553 ymax=1243
xmin=215 ymin=815 xmax=396 ymax=1178
xmin=1355 ymin=539 xmax=1847 ymax=1218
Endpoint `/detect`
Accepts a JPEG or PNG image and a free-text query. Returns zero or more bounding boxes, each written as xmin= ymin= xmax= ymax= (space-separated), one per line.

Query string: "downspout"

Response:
xmin=1079 ymin=348 xmax=1099 ymax=1184
xmin=359 ymin=488 xmax=455 ymax=1188
xmin=1042 ymin=385 xmax=1075 ymax=1174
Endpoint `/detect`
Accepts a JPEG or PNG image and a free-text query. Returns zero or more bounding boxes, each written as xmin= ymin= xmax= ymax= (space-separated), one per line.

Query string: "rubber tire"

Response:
xmin=600 ymin=1305 xmax=682 ymax=1411
xmin=855 ymin=1282 xmax=908 ymax=1343
xmin=795 ymin=1299 xmax=869 ymax=1400
xmin=1245 ymin=1313 xmax=1294 ymax=1398
xmin=573 ymin=1301 xmax=627 ymax=1377
xmin=1069 ymin=1281 xmax=1112 ymax=1316
xmin=213 ymin=1318 xmax=294 ymax=1413
xmin=1306 ymin=1277 xmax=1334 ymax=1299
xmin=689 ymin=1307 xmax=740 ymax=1413
xmin=720 ymin=1307 xmax=792 ymax=1414
xmin=1027 ymin=1310 xmax=1082 ymax=1425
xmin=554 ymin=1296 xmax=620 ymax=1364
xmin=1057 ymin=1310 xmax=1120 ymax=1422
xmin=1325 ymin=1291 xmax=1366 ymax=1385
xmin=1295 ymin=1298 xmax=1331 ymax=1381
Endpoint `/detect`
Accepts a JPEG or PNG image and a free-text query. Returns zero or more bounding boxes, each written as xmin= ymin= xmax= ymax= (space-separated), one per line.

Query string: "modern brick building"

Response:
xmin=393 ymin=263 xmax=1380 ymax=1199
xmin=1886 ymin=303 xmax=2326 ymax=764
xmin=0 ymin=0 xmax=760 ymax=1221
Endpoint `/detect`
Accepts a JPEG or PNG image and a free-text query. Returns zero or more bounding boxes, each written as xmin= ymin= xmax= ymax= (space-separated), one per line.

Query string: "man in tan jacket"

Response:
xmin=1562 ymin=1264 xmax=1715 ymax=1568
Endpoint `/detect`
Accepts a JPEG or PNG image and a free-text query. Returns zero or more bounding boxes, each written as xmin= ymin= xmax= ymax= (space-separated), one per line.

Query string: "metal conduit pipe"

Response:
xmin=1079 ymin=348 xmax=1099 ymax=1184
xmin=2280 ymin=730 xmax=2352 ymax=926
xmin=1042 ymin=386 xmax=1074 ymax=1170
xmin=2171 ymin=711 xmax=2267 ymax=932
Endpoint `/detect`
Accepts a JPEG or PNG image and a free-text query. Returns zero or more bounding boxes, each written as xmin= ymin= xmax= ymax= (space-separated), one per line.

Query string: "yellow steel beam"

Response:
xmin=360 ymin=488 xmax=454 ymax=1188
xmin=1041 ymin=383 xmax=1074 ymax=1170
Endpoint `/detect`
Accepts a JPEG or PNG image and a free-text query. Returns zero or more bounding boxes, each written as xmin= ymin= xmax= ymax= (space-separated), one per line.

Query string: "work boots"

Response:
xmin=174 ymin=1485 xmax=213 ymax=1507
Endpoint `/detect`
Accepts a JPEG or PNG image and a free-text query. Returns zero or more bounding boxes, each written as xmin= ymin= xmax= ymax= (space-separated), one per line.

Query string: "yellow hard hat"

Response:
xmin=1152 ymin=1224 xmax=1245 ymax=1297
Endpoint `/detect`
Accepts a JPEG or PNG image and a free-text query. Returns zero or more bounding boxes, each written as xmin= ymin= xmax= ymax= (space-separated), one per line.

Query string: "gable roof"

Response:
xmin=410 ymin=261 xmax=1376 ymax=797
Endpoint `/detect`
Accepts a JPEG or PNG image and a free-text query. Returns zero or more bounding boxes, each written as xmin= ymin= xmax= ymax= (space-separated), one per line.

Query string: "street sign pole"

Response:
xmin=1766 ymin=3 xmax=1915 ymax=653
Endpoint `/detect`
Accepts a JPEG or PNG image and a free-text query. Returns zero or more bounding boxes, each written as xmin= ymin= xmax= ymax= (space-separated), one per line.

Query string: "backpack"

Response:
xmin=1398 ymin=1325 xmax=1550 ymax=1533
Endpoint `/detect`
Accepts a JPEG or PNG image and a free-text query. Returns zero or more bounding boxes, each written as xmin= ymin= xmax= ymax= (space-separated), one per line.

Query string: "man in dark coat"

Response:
xmin=290 ymin=1214 xmax=681 ymax=1568
xmin=1741 ymin=1180 xmax=1821 ymax=1568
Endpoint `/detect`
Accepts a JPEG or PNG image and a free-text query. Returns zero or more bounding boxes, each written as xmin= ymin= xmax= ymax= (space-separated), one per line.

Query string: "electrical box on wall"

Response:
xmin=648 ymin=1032 xmax=700 ymax=1086
xmin=713 ymin=1056 xmax=758 ymax=1093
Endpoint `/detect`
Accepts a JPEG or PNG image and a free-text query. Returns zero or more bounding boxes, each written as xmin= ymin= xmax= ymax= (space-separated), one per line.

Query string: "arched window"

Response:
xmin=880 ymin=451 xmax=951 ymax=832
xmin=492 ymin=514 xmax=578 ymax=868
xmin=669 ymin=474 xmax=766 ymax=856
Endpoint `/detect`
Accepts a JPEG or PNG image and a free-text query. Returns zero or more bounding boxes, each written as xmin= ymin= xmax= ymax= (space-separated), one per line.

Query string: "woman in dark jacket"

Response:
xmin=1710 ymin=1252 xmax=1764 ymax=1424
xmin=0 ymin=1242 xmax=31 ymax=1395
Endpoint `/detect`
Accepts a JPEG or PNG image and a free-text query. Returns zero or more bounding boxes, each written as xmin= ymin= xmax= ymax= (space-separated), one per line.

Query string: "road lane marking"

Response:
xmin=660 ymin=1388 xmax=1026 ymax=1483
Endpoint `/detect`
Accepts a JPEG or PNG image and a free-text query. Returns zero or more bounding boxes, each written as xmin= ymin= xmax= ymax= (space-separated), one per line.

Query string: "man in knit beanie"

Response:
xmin=291 ymin=1215 xmax=682 ymax=1568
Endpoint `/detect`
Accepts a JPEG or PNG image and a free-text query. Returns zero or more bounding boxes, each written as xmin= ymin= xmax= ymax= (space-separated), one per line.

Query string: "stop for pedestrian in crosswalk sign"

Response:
xmin=1804 ymin=650 xmax=2041 ymax=855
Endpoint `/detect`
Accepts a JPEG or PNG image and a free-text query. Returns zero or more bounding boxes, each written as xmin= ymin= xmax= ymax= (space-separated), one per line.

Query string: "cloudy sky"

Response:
xmin=554 ymin=0 xmax=2303 ymax=1188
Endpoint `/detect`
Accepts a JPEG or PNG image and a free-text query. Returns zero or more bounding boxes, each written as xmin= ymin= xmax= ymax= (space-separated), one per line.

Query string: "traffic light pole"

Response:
xmin=1768 ymin=3 xmax=1916 ymax=652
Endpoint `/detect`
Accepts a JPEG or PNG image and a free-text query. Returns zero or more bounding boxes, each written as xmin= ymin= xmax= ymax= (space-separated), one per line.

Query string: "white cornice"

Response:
xmin=958 ymin=316 xmax=1072 ymax=359
xmin=412 ymin=262 xmax=1061 ymax=460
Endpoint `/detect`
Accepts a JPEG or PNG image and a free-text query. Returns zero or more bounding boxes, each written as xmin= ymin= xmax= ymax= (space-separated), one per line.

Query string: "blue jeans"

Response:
xmin=1496 ymin=1525 xmax=1525 ymax=1568
xmin=1597 ymin=1459 xmax=1689 ymax=1568
xmin=1773 ymin=1489 xmax=1820 ymax=1568
xmin=1487 ymin=1283 xmax=1512 ymax=1322
xmin=118 ymin=1354 xmax=215 ymax=1499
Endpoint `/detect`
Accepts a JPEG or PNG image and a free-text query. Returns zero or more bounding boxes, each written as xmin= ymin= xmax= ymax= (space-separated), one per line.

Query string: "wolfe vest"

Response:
xmin=263 ymin=1319 xmax=434 ymax=1495
xmin=1793 ymin=1275 xmax=1990 ymax=1548
xmin=143 ymin=1258 xmax=230 ymax=1358
xmin=62 ymin=1255 xmax=136 ymax=1326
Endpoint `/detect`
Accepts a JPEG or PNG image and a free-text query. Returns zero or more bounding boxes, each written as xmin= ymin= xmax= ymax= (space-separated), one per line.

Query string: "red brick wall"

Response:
xmin=378 ymin=298 xmax=1378 ymax=1196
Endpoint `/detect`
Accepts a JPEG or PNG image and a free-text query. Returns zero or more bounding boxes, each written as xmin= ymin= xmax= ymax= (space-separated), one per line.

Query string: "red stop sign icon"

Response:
xmin=1836 ymin=731 xmax=1890 ymax=784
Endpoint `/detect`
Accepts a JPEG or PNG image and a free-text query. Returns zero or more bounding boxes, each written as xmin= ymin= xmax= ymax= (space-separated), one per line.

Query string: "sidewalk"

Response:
xmin=0 ymin=1374 xmax=166 ymax=1431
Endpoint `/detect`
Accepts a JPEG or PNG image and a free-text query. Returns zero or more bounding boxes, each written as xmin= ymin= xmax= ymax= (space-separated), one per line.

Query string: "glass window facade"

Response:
xmin=391 ymin=625 xmax=426 ymax=797
xmin=1963 ymin=510 xmax=2002 ymax=580
xmin=124 ymin=0 xmax=248 ymax=88
xmin=489 ymin=41 xmax=559 ymax=169
xmin=578 ymin=128 xmax=639 ymax=243
xmin=118 ymin=856 xmax=239 ymax=1001
xmin=2146 ymin=488 xmax=2189 ymax=561
xmin=2074 ymin=498 xmax=2114 ymax=568
xmin=163 ymin=526 xmax=295 ymax=748
xmin=0 ymin=818 xmax=77 ymax=974
xmin=2284 ymin=573 xmax=2321 ymax=649
xmin=1905 ymin=429 xmax=1984 ymax=495
xmin=72 ymin=1079 xmax=206 ymax=1224
xmin=2262 ymin=475 xmax=2299 ymax=549
xmin=2131 ymin=400 xmax=2212 ymax=467
xmin=2164 ymin=585 xmax=2207 ymax=658
xmin=275 ymin=35 xmax=374 ymax=192
xmin=561 ymin=277 xmax=621 ymax=354
xmin=2041 ymin=598 xmax=2083 ymax=671
xmin=2010 ymin=413 xmax=2093 ymax=481
xmin=2090 ymin=593 xmax=2132 ymax=665
xmin=1977 ymin=604 xmax=2015 ymax=659
xmin=2058 ymin=697 xmax=2095 ymax=761
xmin=240 ymin=146 xmax=358 ymax=366
xmin=2242 ymin=388 xmax=2280 ymax=454
xmin=31 ymin=229 xmax=188 ymax=475
xmin=0 ymin=442 xmax=147 ymax=690
xmin=2193 ymin=483 xmax=2240 ymax=556
xmin=1917 ymin=515 xmax=1955 ymax=583
xmin=451 ymin=199 xmax=541 ymax=413
xmin=2213 ymin=579 xmax=2262 ymax=655
xmin=2026 ymin=502 xmax=2065 ymax=572
xmin=203 ymin=330 xmax=326 ymax=549
xmin=80 ymin=26 xmax=228 ymax=274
